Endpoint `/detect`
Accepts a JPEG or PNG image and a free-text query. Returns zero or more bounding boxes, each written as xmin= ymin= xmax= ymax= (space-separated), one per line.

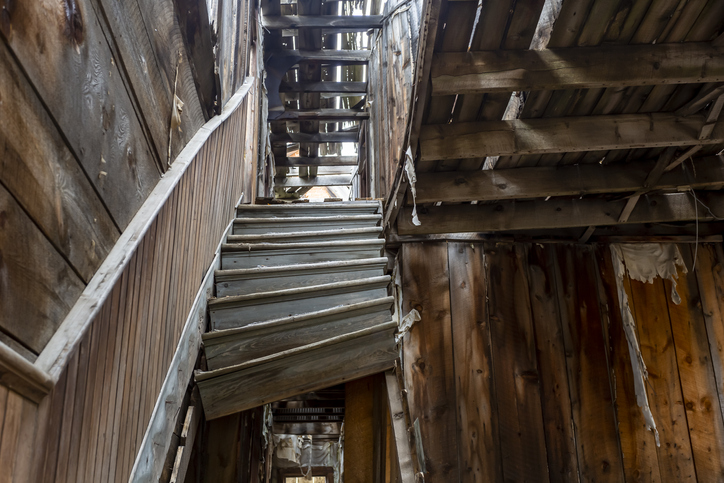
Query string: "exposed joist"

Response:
xmin=263 ymin=15 xmax=383 ymax=29
xmin=420 ymin=113 xmax=724 ymax=161
xmin=280 ymin=81 xmax=368 ymax=93
xmin=275 ymin=156 xmax=359 ymax=167
xmin=413 ymin=156 xmax=724 ymax=204
xmin=274 ymin=175 xmax=354 ymax=187
xmin=431 ymin=42 xmax=724 ymax=96
xmin=274 ymin=49 xmax=371 ymax=64
xmin=398 ymin=192 xmax=724 ymax=235
xmin=275 ymin=109 xmax=369 ymax=121
xmin=270 ymin=130 xmax=360 ymax=143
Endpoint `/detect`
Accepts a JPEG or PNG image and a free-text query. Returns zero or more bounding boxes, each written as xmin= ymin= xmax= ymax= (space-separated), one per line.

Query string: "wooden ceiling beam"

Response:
xmin=413 ymin=155 xmax=724 ymax=204
xmin=398 ymin=192 xmax=724 ymax=235
xmin=274 ymin=175 xmax=354 ymax=187
xmin=275 ymin=109 xmax=369 ymax=121
xmin=431 ymin=42 xmax=724 ymax=96
xmin=263 ymin=15 xmax=383 ymax=29
xmin=270 ymin=130 xmax=359 ymax=143
xmin=420 ymin=112 xmax=724 ymax=161
xmin=280 ymin=81 xmax=368 ymax=93
xmin=273 ymin=49 xmax=371 ymax=64
xmin=275 ymin=156 xmax=358 ymax=167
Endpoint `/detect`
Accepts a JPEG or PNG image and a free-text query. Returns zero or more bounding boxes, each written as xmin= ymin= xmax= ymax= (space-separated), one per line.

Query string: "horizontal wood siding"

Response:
xmin=0 ymin=80 xmax=259 ymax=482
xmin=402 ymin=241 xmax=724 ymax=482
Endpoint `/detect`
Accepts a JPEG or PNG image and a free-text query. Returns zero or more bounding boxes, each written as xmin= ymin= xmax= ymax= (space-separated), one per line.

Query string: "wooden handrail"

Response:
xmin=35 ymin=78 xmax=256 ymax=383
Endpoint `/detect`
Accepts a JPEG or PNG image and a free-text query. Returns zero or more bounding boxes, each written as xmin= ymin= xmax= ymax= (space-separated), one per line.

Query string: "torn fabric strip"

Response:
xmin=611 ymin=245 xmax=660 ymax=447
xmin=404 ymin=147 xmax=421 ymax=226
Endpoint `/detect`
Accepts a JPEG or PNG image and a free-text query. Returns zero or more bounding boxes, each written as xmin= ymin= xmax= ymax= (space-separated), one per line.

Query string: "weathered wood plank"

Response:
xmin=0 ymin=41 xmax=119 ymax=283
xmin=627 ymin=276 xmax=696 ymax=481
xmin=0 ymin=184 xmax=85 ymax=353
xmin=275 ymin=156 xmax=359 ymax=167
xmin=345 ymin=376 xmax=376 ymax=483
xmin=275 ymin=109 xmax=369 ymax=120
xmin=420 ymin=113 xmax=724 ymax=161
xmin=270 ymin=130 xmax=360 ymax=143
xmin=263 ymin=15 xmax=383 ymax=29
xmin=274 ymin=175 xmax=354 ymax=187
xmin=555 ymin=245 xmax=624 ymax=481
xmin=280 ymin=81 xmax=368 ymax=93
xmin=2 ymin=0 xmax=162 ymax=228
xmin=694 ymin=244 xmax=724 ymax=426
xmin=594 ymin=245 xmax=662 ymax=482
xmin=431 ymin=43 xmax=724 ymax=96
xmin=414 ymin=155 xmax=724 ymax=203
xmin=666 ymin=246 xmax=724 ymax=481
xmin=485 ymin=244 xmax=549 ymax=482
xmin=385 ymin=370 xmax=416 ymax=483
xmin=197 ymin=324 xmax=397 ymax=419
xmin=447 ymin=243 xmax=503 ymax=483
xmin=526 ymin=245 xmax=579 ymax=482
xmin=272 ymin=49 xmax=372 ymax=63
xmin=401 ymin=242 xmax=459 ymax=481
xmin=398 ymin=192 xmax=724 ymax=235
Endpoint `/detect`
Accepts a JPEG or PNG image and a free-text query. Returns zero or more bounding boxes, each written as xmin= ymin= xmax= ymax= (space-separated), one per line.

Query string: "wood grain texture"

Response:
xmin=0 ymin=40 xmax=119 ymax=283
xmin=526 ymin=245 xmax=580 ymax=482
xmin=485 ymin=243 xmax=549 ymax=482
xmin=447 ymin=243 xmax=503 ymax=483
xmin=401 ymin=242 xmax=459 ymax=481
xmin=555 ymin=245 xmax=624 ymax=482
xmin=627 ymin=275 xmax=697 ymax=481
xmin=2 ymin=0 xmax=161 ymax=228
xmin=420 ymin=113 xmax=724 ymax=161
xmin=431 ymin=43 xmax=724 ymax=96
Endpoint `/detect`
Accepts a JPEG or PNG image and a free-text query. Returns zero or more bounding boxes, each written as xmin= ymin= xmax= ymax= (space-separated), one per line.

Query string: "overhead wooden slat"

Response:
xmin=274 ymin=175 xmax=354 ymax=187
xmin=431 ymin=42 xmax=724 ymax=96
xmin=413 ymin=156 xmax=724 ymax=203
xmin=274 ymin=50 xmax=372 ymax=64
xmin=420 ymin=113 xmax=724 ymax=161
xmin=275 ymin=109 xmax=369 ymax=121
xmin=275 ymin=156 xmax=359 ymax=167
xmin=398 ymin=192 xmax=724 ymax=235
xmin=263 ymin=15 xmax=383 ymax=29
xmin=270 ymin=130 xmax=360 ymax=143
xmin=280 ymin=81 xmax=368 ymax=93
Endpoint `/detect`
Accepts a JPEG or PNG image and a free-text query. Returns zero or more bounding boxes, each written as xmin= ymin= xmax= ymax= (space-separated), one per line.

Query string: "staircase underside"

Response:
xmin=196 ymin=201 xmax=397 ymax=420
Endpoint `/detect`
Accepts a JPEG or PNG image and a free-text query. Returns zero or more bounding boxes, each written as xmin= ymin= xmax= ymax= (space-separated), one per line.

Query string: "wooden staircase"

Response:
xmin=195 ymin=201 xmax=397 ymax=420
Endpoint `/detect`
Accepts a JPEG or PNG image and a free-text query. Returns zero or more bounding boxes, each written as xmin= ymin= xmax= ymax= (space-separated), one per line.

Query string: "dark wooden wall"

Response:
xmin=0 ymin=72 xmax=259 ymax=482
xmin=401 ymin=241 xmax=724 ymax=482
xmin=365 ymin=0 xmax=422 ymax=200
xmin=0 ymin=0 xmax=253 ymax=360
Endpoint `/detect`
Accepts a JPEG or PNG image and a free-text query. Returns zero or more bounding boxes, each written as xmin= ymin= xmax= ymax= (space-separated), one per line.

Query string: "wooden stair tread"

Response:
xmin=196 ymin=321 xmax=397 ymax=381
xmin=214 ymin=257 xmax=388 ymax=281
xmin=222 ymin=239 xmax=385 ymax=252
xmin=204 ymin=296 xmax=394 ymax=340
xmin=209 ymin=275 xmax=391 ymax=308
xmin=226 ymin=226 xmax=382 ymax=242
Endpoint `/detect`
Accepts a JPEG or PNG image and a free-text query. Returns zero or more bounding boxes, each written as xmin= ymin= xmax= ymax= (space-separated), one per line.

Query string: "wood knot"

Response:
xmin=63 ymin=0 xmax=84 ymax=48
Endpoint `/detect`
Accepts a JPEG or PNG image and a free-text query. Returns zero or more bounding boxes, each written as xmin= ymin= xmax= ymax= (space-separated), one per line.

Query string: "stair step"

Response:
xmin=203 ymin=296 xmax=394 ymax=370
xmin=221 ymin=239 xmax=385 ymax=269
xmin=227 ymin=226 xmax=382 ymax=244
xmin=232 ymin=214 xmax=381 ymax=234
xmin=236 ymin=201 xmax=381 ymax=218
xmin=209 ymin=276 xmax=391 ymax=331
xmin=196 ymin=321 xmax=398 ymax=419
xmin=215 ymin=257 xmax=388 ymax=296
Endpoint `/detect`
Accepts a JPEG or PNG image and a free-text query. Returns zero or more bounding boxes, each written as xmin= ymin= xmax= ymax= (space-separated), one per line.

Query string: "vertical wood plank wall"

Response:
xmin=366 ymin=0 xmax=421 ymax=199
xmin=401 ymin=241 xmax=724 ymax=483
xmin=0 ymin=80 xmax=259 ymax=483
